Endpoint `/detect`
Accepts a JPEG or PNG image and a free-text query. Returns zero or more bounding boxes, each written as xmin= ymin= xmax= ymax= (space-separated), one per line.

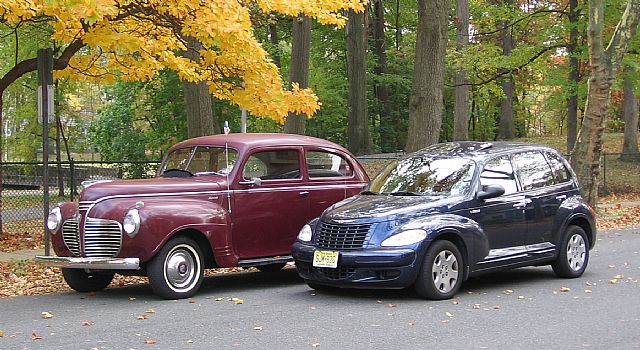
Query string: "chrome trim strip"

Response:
xmin=35 ymin=256 xmax=140 ymax=270
xmin=81 ymin=183 xmax=367 ymax=215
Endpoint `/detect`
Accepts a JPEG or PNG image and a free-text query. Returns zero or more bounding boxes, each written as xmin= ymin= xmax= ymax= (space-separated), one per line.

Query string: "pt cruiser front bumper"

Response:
xmin=35 ymin=256 xmax=140 ymax=270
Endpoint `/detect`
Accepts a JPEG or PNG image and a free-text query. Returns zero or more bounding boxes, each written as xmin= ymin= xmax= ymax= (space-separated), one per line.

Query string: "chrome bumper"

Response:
xmin=35 ymin=256 xmax=140 ymax=270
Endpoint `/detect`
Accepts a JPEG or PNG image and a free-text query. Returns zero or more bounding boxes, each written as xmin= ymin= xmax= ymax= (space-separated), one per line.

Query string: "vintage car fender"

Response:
xmin=87 ymin=197 xmax=234 ymax=266
xmin=398 ymin=213 xmax=490 ymax=271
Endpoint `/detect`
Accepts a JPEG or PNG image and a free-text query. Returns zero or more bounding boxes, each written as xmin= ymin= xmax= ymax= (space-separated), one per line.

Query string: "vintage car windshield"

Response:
xmin=367 ymin=156 xmax=476 ymax=196
xmin=162 ymin=146 xmax=238 ymax=176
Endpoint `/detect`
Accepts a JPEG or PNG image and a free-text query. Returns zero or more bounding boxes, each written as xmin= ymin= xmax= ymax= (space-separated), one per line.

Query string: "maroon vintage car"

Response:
xmin=37 ymin=133 xmax=369 ymax=299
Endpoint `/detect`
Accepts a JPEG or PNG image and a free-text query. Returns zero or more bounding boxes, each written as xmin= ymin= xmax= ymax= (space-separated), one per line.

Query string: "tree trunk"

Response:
xmin=182 ymin=37 xmax=219 ymax=138
xmin=346 ymin=9 xmax=371 ymax=155
xmin=0 ymin=95 xmax=4 ymax=234
xmin=284 ymin=15 xmax=311 ymax=135
xmin=372 ymin=0 xmax=394 ymax=151
xmin=269 ymin=23 xmax=282 ymax=69
xmin=453 ymin=0 xmax=470 ymax=141
xmin=566 ymin=0 xmax=581 ymax=153
xmin=54 ymin=81 xmax=64 ymax=196
xmin=571 ymin=0 xmax=640 ymax=205
xmin=405 ymin=0 xmax=448 ymax=151
xmin=621 ymin=65 xmax=640 ymax=161
xmin=497 ymin=3 xmax=516 ymax=140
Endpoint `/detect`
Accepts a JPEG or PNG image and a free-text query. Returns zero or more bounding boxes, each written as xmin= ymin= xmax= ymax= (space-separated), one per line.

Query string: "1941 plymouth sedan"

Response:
xmin=292 ymin=142 xmax=596 ymax=299
xmin=37 ymin=133 xmax=369 ymax=299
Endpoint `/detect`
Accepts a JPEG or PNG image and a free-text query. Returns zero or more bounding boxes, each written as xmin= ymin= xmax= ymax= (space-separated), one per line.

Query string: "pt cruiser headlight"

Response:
xmin=381 ymin=229 xmax=427 ymax=247
xmin=123 ymin=208 xmax=141 ymax=237
xmin=297 ymin=224 xmax=313 ymax=242
xmin=47 ymin=207 xmax=62 ymax=233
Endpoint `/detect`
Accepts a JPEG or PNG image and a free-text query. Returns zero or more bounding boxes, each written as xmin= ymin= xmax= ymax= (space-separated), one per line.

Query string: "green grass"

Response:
xmin=1 ymin=194 xmax=69 ymax=210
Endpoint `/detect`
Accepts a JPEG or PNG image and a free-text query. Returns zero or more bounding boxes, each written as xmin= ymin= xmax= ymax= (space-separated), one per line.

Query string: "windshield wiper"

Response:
xmin=388 ymin=191 xmax=421 ymax=196
xmin=360 ymin=190 xmax=379 ymax=195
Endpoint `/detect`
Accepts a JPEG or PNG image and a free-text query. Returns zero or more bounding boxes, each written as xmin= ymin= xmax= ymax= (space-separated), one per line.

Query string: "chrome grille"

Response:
xmin=315 ymin=222 xmax=371 ymax=250
xmin=62 ymin=217 xmax=81 ymax=256
xmin=84 ymin=217 xmax=122 ymax=257
xmin=79 ymin=201 xmax=93 ymax=212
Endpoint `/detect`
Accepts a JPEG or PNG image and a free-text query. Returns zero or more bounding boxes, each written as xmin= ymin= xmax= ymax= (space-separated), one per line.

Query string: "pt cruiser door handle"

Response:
xmin=299 ymin=191 xmax=310 ymax=197
xmin=513 ymin=198 xmax=532 ymax=208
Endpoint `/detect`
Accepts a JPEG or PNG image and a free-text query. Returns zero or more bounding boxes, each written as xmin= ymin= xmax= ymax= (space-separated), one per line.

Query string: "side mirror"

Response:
xmin=477 ymin=184 xmax=505 ymax=200
xmin=239 ymin=177 xmax=262 ymax=187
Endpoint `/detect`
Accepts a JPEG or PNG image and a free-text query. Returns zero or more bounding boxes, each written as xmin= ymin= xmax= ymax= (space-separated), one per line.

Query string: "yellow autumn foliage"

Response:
xmin=0 ymin=0 xmax=366 ymax=121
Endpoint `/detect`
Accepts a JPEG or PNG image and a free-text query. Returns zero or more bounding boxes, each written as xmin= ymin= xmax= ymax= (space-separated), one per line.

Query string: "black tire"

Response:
xmin=147 ymin=237 xmax=204 ymax=299
xmin=552 ymin=225 xmax=589 ymax=278
xmin=256 ymin=263 xmax=287 ymax=273
xmin=62 ymin=268 xmax=114 ymax=293
xmin=414 ymin=240 xmax=463 ymax=300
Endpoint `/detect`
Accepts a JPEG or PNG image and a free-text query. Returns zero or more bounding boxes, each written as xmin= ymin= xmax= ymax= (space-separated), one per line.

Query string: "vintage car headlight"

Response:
xmin=123 ymin=208 xmax=141 ymax=237
xmin=381 ymin=229 xmax=427 ymax=247
xmin=297 ymin=224 xmax=313 ymax=242
xmin=47 ymin=207 xmax=62 ymax=233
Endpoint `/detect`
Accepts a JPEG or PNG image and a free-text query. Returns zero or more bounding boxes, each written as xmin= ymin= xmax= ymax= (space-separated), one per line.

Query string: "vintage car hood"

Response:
xmin=322 ymin=194 xmax=467 ymax=223
xmin=79 ymin=177 xmax=227 ymax=202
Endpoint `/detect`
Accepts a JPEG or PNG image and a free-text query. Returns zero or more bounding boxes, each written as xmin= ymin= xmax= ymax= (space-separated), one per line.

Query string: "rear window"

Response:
xmin=546 ymin=152 xmax=572 ymax=184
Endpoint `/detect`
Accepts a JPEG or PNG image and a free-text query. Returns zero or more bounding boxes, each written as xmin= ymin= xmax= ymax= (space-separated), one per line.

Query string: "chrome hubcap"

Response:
xmin=432 ymin=250 xmax=459 ymax=293
xmin=165 ymin=245 xmax=198 ymax=290
xmin=566 ymin=234 xmax=586 ymax=271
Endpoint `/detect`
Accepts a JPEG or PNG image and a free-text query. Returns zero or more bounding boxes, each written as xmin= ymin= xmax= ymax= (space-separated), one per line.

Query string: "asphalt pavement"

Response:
xmin=0 ymin=227 xmax=639 ymax=350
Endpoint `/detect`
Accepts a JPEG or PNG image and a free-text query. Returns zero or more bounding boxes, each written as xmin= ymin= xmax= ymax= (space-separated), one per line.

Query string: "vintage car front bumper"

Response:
xmin=35 ymin=256 xmax=140 ymax=270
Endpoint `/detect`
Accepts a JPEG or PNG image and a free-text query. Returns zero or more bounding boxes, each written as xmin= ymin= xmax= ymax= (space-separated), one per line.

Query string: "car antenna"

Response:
xmin=225 ymin=141 xmax=232 ymax=214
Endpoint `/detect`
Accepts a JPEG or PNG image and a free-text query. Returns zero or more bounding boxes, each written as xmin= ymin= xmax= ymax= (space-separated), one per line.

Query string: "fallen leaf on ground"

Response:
xmin=144 ymin=339 xmax=157 ymax=344
xmin=31 ymin=332 xmax=42 ymax=340
xmin=312 ymin=343 xmax=320 ymax=347
xmin=0 ymin=330 xmax=4 ymax=337
xmin=231 ymin=298 xmax=244 ymax=305
xmin=492 ymin=305 xmax=501 ymax=310
xmin=137 ymin=315 xmax=149 ymax=320
xmin=254 ymin=326 xmax=263 ymax=331
xmin=614 ymin=274 xmax=625 ymax=279
xmin=388 ymin=303 xmax=396 ymax=308
xmin=559 ymin=287 xmax=571 ymax=292
xmin=82 ymin=320 xmax=95 ymax=326
xmin=41 ymin=311 xmax=53 ymax=319
xmin=145 ymin=309 xmax=156 ymax=314
xmin=609 ymin=279 xmax=618 ymax=284
xmin=445 ymin=312 xmax=453 ymax=318
xmin=472 ymin=304 xmax=481 ymax=309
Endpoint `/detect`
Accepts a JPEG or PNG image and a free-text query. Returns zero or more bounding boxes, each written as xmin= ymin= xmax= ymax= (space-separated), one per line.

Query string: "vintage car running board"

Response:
xmin=237 ymin=255 xmax=293 ymax=267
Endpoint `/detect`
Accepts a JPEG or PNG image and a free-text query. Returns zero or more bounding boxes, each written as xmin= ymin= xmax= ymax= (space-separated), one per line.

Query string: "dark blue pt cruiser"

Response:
xmin=292 ymin=142 xmax=596 ymax=300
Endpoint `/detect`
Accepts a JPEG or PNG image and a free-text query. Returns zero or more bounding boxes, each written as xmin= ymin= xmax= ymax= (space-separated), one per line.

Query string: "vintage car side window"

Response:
xmin=480 ymin=156 xmax=518 ymax=195
xmin=163 ymin=147 xmax=194 ymax=171
xmin=545 ymin=152 xmax=572 ymax=184
xmin=513 ymin=151 xmax=555 ymax=190
xmin=242 ymin=149 xmax=301 ymax=180
xmin=306 ymin=151 xmax=353 ymax=178
xmin=188 ymin=146 xmax=238 ymax=175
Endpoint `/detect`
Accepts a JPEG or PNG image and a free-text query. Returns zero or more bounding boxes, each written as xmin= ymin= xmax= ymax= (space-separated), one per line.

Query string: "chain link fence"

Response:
xmin=0 ymin=160 xmax=161 ymax=236
xmin=0 ymin=152 xmax=638 ymax=237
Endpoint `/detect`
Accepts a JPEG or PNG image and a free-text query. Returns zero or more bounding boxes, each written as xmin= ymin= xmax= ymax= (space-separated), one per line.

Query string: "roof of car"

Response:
xmin=412 ymin=141 xmax=558 ymax=161
xmin=167 ymin=133 xmax=349 ymax=154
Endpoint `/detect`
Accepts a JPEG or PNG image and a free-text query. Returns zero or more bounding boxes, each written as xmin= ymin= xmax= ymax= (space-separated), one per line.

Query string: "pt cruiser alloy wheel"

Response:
xmin=415 ymin=240 xmax=463 ymax=300
xmin=552 ymin=225 xmax=589 ymax=278
xmin=148 ymin=237 xmax=204 ymax=299
xmin=62 ymin=269 xmax=114 ymax=293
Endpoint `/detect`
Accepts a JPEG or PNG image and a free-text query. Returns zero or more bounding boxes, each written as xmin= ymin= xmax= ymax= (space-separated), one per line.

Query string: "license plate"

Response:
xmin=313 ymin=250 xmax=339 ymax=268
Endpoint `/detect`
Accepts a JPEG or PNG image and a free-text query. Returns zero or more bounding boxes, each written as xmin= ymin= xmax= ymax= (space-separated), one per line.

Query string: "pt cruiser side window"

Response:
xmin=545 ymin=152 xmax=572 ymax=184
xmin=480 ymin=155 xmax=518 ymax=195
xmin=513 ymin=151 xmax=555 ymax=190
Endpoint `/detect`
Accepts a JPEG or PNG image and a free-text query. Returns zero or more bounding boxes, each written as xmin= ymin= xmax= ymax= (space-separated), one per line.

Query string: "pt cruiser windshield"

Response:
xmin=367 ymin=157 xmax=476 ymax=197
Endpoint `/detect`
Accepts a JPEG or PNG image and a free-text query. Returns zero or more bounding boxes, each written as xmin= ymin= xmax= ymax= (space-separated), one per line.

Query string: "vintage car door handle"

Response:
xmin=299 ymin=191 xmax=310 ymax=197
xmin=513 ymin=198 xmax=532 ymax=209
xmin=555 ymin=194 xmax=567 ymax=201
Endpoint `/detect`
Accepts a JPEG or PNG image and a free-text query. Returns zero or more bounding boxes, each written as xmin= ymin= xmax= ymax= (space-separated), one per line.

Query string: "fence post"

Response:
xmin=602 ymin=152 xmax=607 ymax=195
xmin=70 ymin=158 xmax=76 ymax=201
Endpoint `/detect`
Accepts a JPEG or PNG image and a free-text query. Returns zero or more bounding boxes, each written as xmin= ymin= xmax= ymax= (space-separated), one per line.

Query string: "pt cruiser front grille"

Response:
xmin=315 ymin=222 xmax=372 ymax=250
xmin=60 ymin=216 xmax=123 ymax=258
